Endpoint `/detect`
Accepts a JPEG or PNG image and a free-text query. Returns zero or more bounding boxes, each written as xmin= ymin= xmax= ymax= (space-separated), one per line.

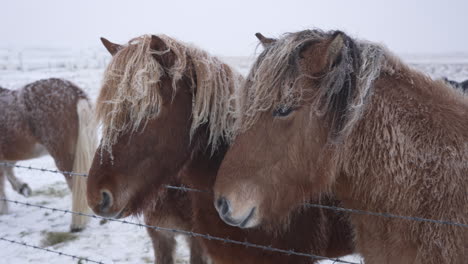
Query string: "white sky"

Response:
xmin=1 ymin=0 xmax=466 ymax=56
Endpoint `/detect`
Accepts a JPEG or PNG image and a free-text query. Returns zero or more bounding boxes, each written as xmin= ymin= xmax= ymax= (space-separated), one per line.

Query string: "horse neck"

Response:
xmin=181 ymin=126 xmax=228 ymax=191
xmin=336 ymin=68 xmax=468 ymax=210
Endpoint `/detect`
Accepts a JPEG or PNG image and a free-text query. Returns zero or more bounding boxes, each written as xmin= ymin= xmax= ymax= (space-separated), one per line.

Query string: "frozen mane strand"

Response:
xmin=238 ymin=29 xmax=389 ymax=141
xmin=97 ymin=34 xmax=242 ymax=155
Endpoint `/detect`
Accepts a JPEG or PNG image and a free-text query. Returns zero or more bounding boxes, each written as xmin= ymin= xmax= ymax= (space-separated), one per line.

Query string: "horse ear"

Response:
xmin=255 ymin=33 xmax=276 ymax=48
xmin=297 ymin=32 xmax=345 ymax=74
xmin=100 ymin=37 xmax=122 ymax=56
xmin=150 ymin=35 xmax=176 ymax=68
xmin=326 ymin=32 xmax=345 ymax=67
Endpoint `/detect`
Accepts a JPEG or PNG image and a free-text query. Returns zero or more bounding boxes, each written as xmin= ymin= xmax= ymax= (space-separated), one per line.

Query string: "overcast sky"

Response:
xmin=1 ymin=0 xmax=466 ymax=56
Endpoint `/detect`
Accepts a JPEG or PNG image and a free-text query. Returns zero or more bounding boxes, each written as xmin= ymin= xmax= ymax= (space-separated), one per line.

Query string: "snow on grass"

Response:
xmin=0 ymin=156 xmax=149 ymax=263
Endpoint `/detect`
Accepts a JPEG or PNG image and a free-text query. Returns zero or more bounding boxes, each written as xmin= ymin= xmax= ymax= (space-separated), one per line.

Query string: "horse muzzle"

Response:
xmin=215 ymin=196 xmax=258 ymax=228
xmin=91 ymin=190 xmax=128 ymax=219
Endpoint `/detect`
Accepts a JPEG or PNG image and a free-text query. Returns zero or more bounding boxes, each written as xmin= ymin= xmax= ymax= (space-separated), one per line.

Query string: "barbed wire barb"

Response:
xmin=0 ymin=237 xmax=105 ymax=264
xmin=303 ymin=203 xmax=468 ymax=228
xmin=0 ymin=162 xmax=88 ymax=177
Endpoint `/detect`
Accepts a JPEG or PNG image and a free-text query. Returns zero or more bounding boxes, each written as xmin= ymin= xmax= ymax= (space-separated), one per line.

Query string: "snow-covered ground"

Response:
xmin=1 ymin=48 xmax=467 ymax=264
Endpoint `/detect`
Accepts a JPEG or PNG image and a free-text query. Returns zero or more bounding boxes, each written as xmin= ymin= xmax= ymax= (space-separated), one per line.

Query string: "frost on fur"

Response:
xmin=97 ymin=35 xmax=243 ymax=156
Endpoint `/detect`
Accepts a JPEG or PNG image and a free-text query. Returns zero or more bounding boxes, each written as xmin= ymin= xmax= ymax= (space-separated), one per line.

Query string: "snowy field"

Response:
xmin=1 ymin=48 xmax=468 ymax=264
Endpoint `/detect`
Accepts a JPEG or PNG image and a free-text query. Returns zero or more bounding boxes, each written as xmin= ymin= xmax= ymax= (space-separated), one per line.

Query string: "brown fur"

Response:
xmin=143 ymin=183 xmax=207 ymax=264
xmin=0 ymin=78 xmax=95 ymax=231
xmin=87 ymin=34 xmax=354 ymax=263
xmin=214 ymin=29 xmax=468 ymax=263
xmin=89 ymin=36 xmax=212 ymax=264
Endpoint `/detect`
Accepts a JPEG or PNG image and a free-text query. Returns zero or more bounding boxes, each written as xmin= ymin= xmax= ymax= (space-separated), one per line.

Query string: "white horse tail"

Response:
xmin=70 ymin=98 xmax=97 ymax=232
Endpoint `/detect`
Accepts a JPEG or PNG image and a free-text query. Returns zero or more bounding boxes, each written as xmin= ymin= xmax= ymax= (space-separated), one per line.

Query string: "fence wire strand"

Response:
xmin=0 ymin=162 xmax=87 ymax=177
xmin=303 ymin=203 xmax=468 ymax=228
xmin=2 ymin=198 xmax=359 ymax=264
xmin=0 ymin=236 xmax=105 ymax=264
xmin=1 ymin=161 xmax=466 ymax=229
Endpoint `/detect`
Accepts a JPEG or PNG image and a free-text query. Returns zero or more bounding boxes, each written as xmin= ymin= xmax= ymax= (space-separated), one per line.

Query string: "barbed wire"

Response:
xmin=1 ymin=161 xmax=466 ymax=228
xmin=163 ymin=186 xmax=467 ymax=228
xmin=0 ymin=236 xmax=105 ymax=264
xmin=2 ymin=198 xmax=359 ymax=264
xmin=303 ymin=203 xmax=468 ymax=228
xmin=164 ymin=184 xmax=210 ymax=193
xmin=0 ymin=162 xmax=88 ymax=177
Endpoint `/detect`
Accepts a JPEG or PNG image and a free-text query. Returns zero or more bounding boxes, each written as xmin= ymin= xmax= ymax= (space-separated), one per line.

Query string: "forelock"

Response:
xmin=234 ymin=29 xmax=386 ymax=142
xmin=97 ymin=34 xmax=243 ymax=157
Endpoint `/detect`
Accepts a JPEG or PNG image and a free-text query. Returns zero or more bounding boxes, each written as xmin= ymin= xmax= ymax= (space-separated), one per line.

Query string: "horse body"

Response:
xmin=339 ymin=64 xmax=468 ymax=263
xmin=213 ymin=29 xmax=467 ymax=264
xmin=0 ymin=88 xmax=42 ymax=161
xmin=87 ymin=35 xmax=354 ymax=264
xmin=0 ymin=78 xmax=96 ymax=231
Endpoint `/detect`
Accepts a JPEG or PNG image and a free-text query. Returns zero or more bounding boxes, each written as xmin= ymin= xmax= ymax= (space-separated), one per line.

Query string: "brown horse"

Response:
xmin=88 ymin=36 xmax=213 ymax=264
xmin=214 ymin=30 xmax=468 ymax=263
xmin=0 ymin=79 xmax=96 ymax=232
xmin=86 ymin=34 xmax=354 ymax=263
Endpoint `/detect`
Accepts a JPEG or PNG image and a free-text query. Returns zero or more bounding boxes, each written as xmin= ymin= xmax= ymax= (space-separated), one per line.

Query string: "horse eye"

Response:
xmin=273 ymin=106 xmax=294 ymax=117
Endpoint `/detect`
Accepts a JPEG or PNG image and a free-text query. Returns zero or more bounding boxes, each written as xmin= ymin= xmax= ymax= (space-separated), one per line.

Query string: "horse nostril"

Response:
xmin=100 ymin=190 xmax=113 ymax=212
xmin=216 ymin=197 xmax=230 ymax=216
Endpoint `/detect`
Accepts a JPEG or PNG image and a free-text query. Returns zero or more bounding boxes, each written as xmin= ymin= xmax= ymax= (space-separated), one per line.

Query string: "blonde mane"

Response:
xmin=97 ymin=35 xmax=242 ymax=155
xmin=236 ymin=29 xmax=390 ymax=141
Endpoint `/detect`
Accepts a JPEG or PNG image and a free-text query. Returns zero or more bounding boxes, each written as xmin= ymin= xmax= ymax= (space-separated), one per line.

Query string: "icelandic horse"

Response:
xmin=213 ymin=30 xmax=468 ymax=263
xmin=0 ymin=79 xmax=96 ymax=232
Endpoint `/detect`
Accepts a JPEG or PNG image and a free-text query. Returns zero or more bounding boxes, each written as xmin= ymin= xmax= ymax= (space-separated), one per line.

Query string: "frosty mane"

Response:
xmin=238 ymin=29 xmax=388 ymax=140
xmin=97 ymin=34 xmax=242 ymax=154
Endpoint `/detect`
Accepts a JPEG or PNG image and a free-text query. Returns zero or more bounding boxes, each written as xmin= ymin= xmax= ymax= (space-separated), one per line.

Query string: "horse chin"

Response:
xmin=95 ymin=203 xmax=130 ymax=219
xmin=238 ymin=207 xmax=260 ymax=228
xmin=215 ymin=193 xmax=263 ymax=228
xmin=113 ymin=206 xmax=131 ymax=219
xmin=220 ymin=207 xmax=260 ymax=229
